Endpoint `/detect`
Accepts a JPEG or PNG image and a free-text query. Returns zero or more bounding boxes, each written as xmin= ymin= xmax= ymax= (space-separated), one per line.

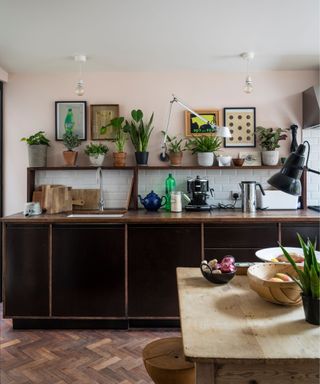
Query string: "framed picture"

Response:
xmin=224 ymin=107 xmax=256 ymax=147
xmin=239 ymin=151 xmax=261 ymax=166
xmin=90 ymin=104 xmax=119 ymax=140
xmin=55 ymin=101 xmax=87 ymax=140
xmin=185 ymin=109 xmax=219 ymax=137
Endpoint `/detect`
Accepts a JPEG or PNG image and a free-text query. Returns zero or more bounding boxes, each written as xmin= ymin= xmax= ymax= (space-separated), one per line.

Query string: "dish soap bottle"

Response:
xmin=165 ymin=173 xmax=176 ymax=211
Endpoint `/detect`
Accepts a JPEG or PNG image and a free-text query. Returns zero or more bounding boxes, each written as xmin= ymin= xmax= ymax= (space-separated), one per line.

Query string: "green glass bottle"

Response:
xmin=64 ymin=108 xmax=75 ymax=134
xmin=165 ymin=173 xmax=176 ymax=211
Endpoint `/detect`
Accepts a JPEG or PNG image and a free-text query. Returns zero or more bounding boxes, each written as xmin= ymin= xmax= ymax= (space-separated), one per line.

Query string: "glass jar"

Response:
xmin=171 ymin=191 xmax=183 ymax=212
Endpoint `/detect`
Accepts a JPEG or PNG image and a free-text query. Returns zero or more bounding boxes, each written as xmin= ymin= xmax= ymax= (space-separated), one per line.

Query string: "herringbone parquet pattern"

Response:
xmin=0 ymin=307 xmax=180 ymax=384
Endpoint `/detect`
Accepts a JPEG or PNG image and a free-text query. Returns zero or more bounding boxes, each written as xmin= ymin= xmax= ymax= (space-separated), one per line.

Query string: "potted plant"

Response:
xmin=62 ymin=132 xmax=81 ymax=166
xmin=21 ymin=131 xmax=50 ymax=167
xmin=256 ymin=126 xmax=287 ymax=165
xmin=161 ymin=131 xmax=185 ymax=166
xmin=124 ymin=109 xmax=154 ymax=165
xmin=186 ymin=134 xmax=222 ymax=166
xmin=280 ymin=234 xmax=320 ymax=325
xmin=101 ymin=117 xmax=128 ymax=167
xmin=85 ymin=142 xmax=108 ymax=166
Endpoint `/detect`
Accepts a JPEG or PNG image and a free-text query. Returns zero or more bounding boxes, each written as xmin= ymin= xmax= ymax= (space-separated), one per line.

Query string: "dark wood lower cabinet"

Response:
xmin=4 ymin=225 xmax=49 ymax=317
xmin=128 ymin=225 xmax=201 ymax=317
xmin=281 ymin=223 xmax=320 ymax=249
xmin=52 ymin=224 xmax=125 ymax=317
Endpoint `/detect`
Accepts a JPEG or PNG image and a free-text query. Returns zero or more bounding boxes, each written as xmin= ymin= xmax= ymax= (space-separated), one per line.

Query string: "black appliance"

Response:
xmin=185 ymin=175 xmax=214 ymax=211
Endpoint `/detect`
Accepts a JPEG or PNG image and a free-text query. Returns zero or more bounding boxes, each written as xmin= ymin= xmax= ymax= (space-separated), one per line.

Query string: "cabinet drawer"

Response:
xmin=204 ymin=248 xmax=260 ymax=263
xmin=281 ymin=223 xmax=319 ymax=249
xmin=204 ymin=224 xmax=278 ymax=248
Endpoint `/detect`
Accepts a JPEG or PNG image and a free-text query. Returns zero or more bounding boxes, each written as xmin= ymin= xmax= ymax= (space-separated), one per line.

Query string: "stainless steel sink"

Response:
xmin=67 ymin=214 xmax=124 ymax=218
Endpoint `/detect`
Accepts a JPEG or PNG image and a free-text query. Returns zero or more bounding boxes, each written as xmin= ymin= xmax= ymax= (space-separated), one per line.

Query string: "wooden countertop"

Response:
xmin=2 ymin=209 xmax=319 ymax=224
xmin=176 ymin=267 xmax=320 ymax=362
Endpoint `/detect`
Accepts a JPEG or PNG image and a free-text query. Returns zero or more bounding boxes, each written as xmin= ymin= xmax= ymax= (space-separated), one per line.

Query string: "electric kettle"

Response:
xmin=239 ymin=181 xmax=265 ymax=213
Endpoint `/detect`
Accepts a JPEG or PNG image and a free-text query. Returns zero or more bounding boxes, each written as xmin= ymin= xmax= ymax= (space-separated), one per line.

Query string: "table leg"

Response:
xmin=196 ymin=362 xmax=215 ymax=384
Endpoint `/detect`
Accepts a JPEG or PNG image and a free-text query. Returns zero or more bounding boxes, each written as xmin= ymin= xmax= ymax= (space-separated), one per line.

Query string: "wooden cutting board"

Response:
xmin=42 ymin=185 xmax=73 ymax=214
xmin=71 ymin=189 xmax=100 ymax=210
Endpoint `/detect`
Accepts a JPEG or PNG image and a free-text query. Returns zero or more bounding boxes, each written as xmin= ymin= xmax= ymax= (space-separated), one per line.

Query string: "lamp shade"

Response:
xmin=267 ymin=144 xmax=306 ymax=196
xmin=216 ymin=126 xmax=232 ymax=138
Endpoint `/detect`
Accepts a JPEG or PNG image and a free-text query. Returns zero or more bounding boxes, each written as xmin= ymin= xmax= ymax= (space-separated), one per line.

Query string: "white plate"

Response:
xmin=255 ymin=247 xmax=320 ymax=263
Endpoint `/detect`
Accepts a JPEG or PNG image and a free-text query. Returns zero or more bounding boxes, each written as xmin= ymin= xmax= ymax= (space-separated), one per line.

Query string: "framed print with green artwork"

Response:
xmin=55 ymin=101 xmax=87 ymax=140
xmin=90 ymin=104 xmax=119 ymax=140
xmin=185 ymin=109 xmax=219 ymax=137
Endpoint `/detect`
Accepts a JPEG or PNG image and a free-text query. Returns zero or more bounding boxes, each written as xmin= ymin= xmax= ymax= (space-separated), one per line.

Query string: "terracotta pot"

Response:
xmin=63 ymin=151 xmax=78 ymax=166
xmin=113 ymin=152 xmax=127 ymax=167
xmin=169 ymin=151 xmax=183 ymax=166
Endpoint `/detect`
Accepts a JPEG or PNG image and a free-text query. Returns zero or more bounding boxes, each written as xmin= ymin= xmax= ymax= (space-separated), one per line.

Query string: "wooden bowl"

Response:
xmin=232 ymin=158 xmax=245 ymax=166
xmin=247 ymin=263 xmax=302 ymax=306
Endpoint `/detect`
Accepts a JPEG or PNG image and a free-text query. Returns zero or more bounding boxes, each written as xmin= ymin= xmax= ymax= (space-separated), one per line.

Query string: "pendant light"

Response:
xmin=74 ymin=55 xmax=86 ymax=96
xmin=241 ymin=52 xmax=255 ymax=94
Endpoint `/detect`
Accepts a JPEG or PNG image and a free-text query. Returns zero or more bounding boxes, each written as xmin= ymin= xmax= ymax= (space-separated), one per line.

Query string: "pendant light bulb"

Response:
xmin=75 ymin=80 xmax=85 ymax=96
xmin=244 ymin=75 xmax=253 ymax=94
xmin=74 ymin=55 xmax=86 ymax=97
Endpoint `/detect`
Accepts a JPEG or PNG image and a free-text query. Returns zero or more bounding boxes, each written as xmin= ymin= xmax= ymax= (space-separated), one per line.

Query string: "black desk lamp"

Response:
xmin=268 ymin=141 xmax=320 ymax=211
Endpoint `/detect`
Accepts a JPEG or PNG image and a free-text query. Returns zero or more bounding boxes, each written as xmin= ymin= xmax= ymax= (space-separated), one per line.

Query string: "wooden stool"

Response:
xmin=142 ymin=337 xmax=195 ymax=384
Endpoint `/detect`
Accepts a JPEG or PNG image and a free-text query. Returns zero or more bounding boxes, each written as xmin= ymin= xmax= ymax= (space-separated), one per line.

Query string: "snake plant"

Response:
xmin=123 ymin=109 xmax=154 ymax=152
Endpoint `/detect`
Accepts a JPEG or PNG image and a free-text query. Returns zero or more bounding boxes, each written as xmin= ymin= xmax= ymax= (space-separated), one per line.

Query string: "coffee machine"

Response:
xmin=185 ymin=175 xmax=214 ymax=211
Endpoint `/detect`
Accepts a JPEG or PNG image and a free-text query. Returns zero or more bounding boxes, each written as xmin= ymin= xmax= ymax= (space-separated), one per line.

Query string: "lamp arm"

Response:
xmin=305 ymin=167 xmax=320 ymax=175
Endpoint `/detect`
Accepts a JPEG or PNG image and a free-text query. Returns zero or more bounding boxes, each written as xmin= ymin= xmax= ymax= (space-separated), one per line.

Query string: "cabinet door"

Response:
xmin=128 ymin=225 xmax=201 ymax=317
xmin=281 ymin=223 xmax=320 ymax=249
xmin=4 ymin=225 xmax=49 ymax=317
xmin=52 ymin=224 xmax=125 ymax=317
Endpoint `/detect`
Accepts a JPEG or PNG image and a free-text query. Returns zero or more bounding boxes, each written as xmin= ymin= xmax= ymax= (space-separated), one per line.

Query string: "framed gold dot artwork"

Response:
xmin=224 ymin=107 xmax=256 ymax=147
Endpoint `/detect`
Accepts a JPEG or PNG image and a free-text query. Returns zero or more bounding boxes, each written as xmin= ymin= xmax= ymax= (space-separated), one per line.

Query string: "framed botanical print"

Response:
xmin=185 ymin=109 xmax=220 ymax=137
xmin=90 ymin=104 xmax=119 ymax=140
xmin=224 ymin=107 xmax=256 ymax=147
xmin=55 ymin=101 xmax=87 ymax=140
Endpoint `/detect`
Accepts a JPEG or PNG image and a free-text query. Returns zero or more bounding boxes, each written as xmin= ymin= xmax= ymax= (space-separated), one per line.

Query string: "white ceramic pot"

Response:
xmin=89 ymin=154 xmax=105 ymax=166
xmin=217 ymin=155 xmax=232 ymax=167
xmin=262 ymin=151 xmax=279 ymax=166
xmin=197 ymin=152 xmax=214 ymax=166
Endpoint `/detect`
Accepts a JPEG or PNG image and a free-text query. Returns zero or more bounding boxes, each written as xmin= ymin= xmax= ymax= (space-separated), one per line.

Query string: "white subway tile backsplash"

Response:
xmin=303 ymin=128 xmax=320 ymax=206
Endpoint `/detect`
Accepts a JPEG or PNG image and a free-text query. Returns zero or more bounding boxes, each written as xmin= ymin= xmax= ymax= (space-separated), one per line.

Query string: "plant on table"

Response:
xmin=62 ymin=132 xmax=81 ymax=166
xmin=186 ymin=134 xmax=222 ymax=166
xmin=280 ymin=234 xmax=320 ymax=325
xmin=161 ymin=131 xmax=186 ymax=166
xmin=101 ymin=117 xmax=128 ymax=166
xmin=21 ymin=131 xmax=50 ymax=167
xmin=123 ymin=109 xmax=154 ymax=165
xmin=85 ymin=142 xmax=108 ymax=166
xmin=256 ymin=126 xmax=287 ymax=165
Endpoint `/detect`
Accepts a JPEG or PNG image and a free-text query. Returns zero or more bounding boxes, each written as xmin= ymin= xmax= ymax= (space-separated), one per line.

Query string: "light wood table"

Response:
xmin=176 ymin=268 xmax=320 ymax=384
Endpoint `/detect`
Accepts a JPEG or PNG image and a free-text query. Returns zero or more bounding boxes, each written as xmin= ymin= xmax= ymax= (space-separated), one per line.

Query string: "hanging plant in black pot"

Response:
xmin=124 ymin=109 xmax=154 ymax=165
xmin=280 ymin=234 xmax=320 ymax=325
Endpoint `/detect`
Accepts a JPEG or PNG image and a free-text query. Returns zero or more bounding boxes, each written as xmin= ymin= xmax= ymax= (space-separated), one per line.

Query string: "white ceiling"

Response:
xmin=0 ymin=0 xmax=319 ymax=73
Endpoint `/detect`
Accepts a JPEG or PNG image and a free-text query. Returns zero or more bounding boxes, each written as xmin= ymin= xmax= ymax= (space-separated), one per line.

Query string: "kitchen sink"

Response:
xmin=67 ymin=214 xmax=124 ymax=218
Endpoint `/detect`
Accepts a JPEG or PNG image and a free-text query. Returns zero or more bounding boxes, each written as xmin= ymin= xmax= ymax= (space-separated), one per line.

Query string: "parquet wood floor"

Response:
xmin=0 ymin=307 xmax=180 ymax=384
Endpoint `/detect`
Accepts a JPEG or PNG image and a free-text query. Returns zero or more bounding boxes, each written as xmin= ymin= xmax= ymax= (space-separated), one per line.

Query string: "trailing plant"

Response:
xmin=101 ymin=117 xmax=127 ymax=153
xmin=85 ymin=142 xmax=108 ymax=156
xmin=62 ymin=132 xmax=81 ymax=151
xmin=186 ymin=134 xmax=222 ymax=154
xmin=256 ymin=126 xmax=287 ymax=151
xmin=123 ymin=109 xmax=154 ymax=152
xmin=21 ymin=131 xmax=50 ymax=146
xmin=280 ymin=234 xmax=320 ymax=299
xmin=161 ymin=131 xmax=186 ymax=153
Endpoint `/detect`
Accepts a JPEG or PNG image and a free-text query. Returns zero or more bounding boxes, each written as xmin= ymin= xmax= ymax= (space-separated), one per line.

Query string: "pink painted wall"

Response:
xmin=4 ymin=70 xmax=318 ymax=214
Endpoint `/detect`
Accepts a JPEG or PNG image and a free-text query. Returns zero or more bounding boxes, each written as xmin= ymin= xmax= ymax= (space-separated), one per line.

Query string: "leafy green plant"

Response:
xmin=85 ymin=142 xmax=108 ymax=156
xmin=62 ymin=132 xmax=81 ymax=151
xmin=256 ymin=126 xmax=287 ymax=151
xmin=280 ymin=234 xmax=320 ymax=299
xmin=21 ymin=131 xmax=50 ymax=146
xmin=161 ymin=131 xmax=185 ymax=153
xmin=101 ymin=117 xmax=127 ymax=153
xmin=186 ymin=135 xmax=222 ymax=154
xmin=123 ymin=109 xmax=154 ymax=152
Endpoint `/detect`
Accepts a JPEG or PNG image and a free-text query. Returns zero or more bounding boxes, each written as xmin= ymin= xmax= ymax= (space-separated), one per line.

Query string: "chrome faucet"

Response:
xmin=97 ymin=167 xmax=104 ymax=211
